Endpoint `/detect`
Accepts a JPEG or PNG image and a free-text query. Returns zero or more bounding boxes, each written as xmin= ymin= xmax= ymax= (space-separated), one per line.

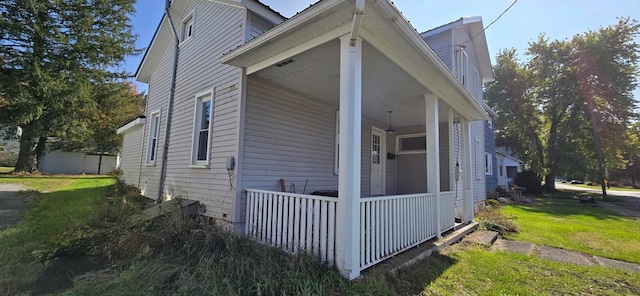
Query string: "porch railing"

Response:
xmin=245 ymin=189 xmax=337 ymax=263
xmin=245 ymin=189 xmax=458 ymax=271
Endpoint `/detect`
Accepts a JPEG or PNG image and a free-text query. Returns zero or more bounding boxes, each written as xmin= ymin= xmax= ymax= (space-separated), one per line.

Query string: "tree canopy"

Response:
xmin=0 ymin=0 xmax=139 ymax=172
xmin=486 ymin=17 xmax=640 ymax=190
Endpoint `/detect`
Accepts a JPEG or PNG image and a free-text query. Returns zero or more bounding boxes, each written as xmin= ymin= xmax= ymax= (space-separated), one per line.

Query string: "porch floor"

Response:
xmin=360 ymin=222 xmax=479 ymax=276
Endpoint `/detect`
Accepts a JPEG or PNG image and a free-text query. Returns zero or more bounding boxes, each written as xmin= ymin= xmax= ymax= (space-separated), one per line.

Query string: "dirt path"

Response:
xmin=0 ymin=183 xmax=33 ymax=228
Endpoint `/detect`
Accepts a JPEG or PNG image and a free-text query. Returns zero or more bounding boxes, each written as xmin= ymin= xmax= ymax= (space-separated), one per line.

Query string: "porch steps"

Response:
xmin=366 ymin=222 xmax=479 ymax=275
xmin=461 ymin=230 xmax=498 ymax=247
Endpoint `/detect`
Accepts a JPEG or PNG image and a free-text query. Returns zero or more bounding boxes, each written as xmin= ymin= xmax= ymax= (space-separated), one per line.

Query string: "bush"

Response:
xmin=476 ymin=207 xmax=519 ymax=237
xmin=485 ymin=199 xmax=500 ymax=208
xmin=514 ymin=170 xmax=544 ymax=194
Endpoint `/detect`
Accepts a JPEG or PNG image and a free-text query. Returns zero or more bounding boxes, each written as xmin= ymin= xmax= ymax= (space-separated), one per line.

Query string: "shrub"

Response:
xmin=476 ymin=207 xmax=518 ymax=237
xmin=485 ymin=199 xmax=500 ymax=208
xmin=514 ymin=170 xmax=544 ymax=194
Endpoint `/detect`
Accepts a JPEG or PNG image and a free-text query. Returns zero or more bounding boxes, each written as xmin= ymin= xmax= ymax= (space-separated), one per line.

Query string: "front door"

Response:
xmin=371 ymin=128 xmax=385 ymax=196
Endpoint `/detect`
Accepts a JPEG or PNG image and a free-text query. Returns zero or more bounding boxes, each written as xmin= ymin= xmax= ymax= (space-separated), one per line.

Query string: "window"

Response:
xmin=457 ymin=49 xmax=468 ymax=86
xmin=146 ymin=111 xmax=160 ymax=164
xmin=476 ymin=138 xmax=482 ymax=180
xmin=487 ymin=118 xmax=493 ymax=129
xmin=181 ymin=10 xmax=195 ymax=45
xmin=334 ymin=110 xmax=339 ymax=174
xmin=485 ymin=152 xmax=493 ymax=175
xmin=191 ymin=91 xmax=213 ymax=166
xmin=396 ymin=133 xmax=427 ymax=154
xmin=499 ymin=159 xmax=504 ymax=176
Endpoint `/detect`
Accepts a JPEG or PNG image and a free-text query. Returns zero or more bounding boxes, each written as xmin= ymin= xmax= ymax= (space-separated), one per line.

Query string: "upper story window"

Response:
xmin=456 ymin=49 xmax=468 ymax=87
xmin=181 ymin=10 xmax=195 ymax=45
xmin=485 ymin=152 xmax=493 ymax=175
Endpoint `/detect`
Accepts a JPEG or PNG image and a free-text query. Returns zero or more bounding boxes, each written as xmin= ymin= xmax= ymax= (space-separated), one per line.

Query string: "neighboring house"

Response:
xmin=119 ymin=0 xmax=492 ymax=279
xmin=38 ymin=151 xmax=117 ymax=175
xmin=496 ymin=146 xmax=523 ymax=188
xmin=420 ymin=16 xmax=495 ymax=214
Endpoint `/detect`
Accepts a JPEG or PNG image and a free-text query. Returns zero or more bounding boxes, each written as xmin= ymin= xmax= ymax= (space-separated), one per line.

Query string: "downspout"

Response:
xmin=349 ymin=0 xmax=365 ymax=47
xmin=157 ymin=0 xmax=180 ymax=202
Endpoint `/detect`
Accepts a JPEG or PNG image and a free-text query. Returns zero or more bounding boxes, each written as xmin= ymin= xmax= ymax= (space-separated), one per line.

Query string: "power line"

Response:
xmin=463 ymin=0 xmax=518 ymax=45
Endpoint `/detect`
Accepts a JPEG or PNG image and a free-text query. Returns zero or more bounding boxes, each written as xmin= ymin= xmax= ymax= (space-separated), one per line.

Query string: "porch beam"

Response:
xmin=336 ymin=34 xmax=362 ymax=280
xmin=461 ymin=119 xmax=474 ymax=222
xmin=424 ymin=94 xmax=441 ymax=237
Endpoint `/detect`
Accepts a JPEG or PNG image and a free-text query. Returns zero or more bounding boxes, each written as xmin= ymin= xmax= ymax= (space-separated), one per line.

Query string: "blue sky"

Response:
xmin=127 ymin=0 xmax=640 ymax=99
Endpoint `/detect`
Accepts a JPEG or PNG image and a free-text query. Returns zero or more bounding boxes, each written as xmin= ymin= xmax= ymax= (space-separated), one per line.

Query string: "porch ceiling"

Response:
xmin=253 ymin=39 xmax=456 ymax=127
xmin=221 ymin=0 xmax=490 ymax=123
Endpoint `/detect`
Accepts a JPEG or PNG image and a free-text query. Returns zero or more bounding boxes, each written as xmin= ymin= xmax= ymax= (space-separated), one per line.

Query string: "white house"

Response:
xmin=118 ymin=0 xmax=494 ymax=279
xmin=496 ymin=146 xmax=523 ymax=188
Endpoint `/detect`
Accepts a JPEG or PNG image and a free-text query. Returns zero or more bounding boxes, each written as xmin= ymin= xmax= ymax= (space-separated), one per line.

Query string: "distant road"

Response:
xmin=555 ymin=182 xmax=640 ymax=199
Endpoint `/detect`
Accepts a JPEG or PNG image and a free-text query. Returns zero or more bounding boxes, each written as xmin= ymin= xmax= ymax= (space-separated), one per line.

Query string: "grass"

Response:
xmin=392 ymin=245 xmax=640 ymax=295
xmin=0 ymin=176 xmax=115 ymax=294
xmin=2 ymin=175 xmax=640 ymax=295
xmin=0 ymin=167 xmax=13 ymax=174
xmin=502 ymin=191 xmax=640 ymax=264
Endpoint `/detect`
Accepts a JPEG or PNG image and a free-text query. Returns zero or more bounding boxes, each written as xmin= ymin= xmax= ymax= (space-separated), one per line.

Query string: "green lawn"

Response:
xmin=0 ymin=176 xmax=115 ymax=294
xmin=392 ymin=245 xmax=640 ymax=295
xmin=502 ymin=192 xmax=640 ymax=264
xmin=0 ymin=167 xmax=14 ymax=174
xmin=2 ymin=176 xmax=640 ymax=295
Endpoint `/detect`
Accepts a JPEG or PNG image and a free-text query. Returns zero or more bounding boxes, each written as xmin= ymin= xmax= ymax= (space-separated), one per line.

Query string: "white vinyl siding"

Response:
xmin=247 ymin=12 xmax=275 ymax=41
xmin=140 ymin=0 xmax=246 ymax=220
xmin=119 ymin=125 xmax=144 ymax=186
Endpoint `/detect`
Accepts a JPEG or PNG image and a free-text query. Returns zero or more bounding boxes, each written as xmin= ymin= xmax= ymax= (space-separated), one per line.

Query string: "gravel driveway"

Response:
xmin=0 ymin=183 xmax=33 ymax=229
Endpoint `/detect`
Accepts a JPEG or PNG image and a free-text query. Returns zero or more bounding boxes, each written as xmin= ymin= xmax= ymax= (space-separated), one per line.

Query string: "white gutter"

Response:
xmin=349 ymin=0 xmax=365 ymax=47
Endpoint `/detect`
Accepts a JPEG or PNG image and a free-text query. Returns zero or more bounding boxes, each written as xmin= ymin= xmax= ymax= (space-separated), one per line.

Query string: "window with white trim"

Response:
xmin=181 ymin=10 xmax=195 ymax=44
xmin=396 ymin=133 xmax=427 ymax=154
xmin=457 ymin=49 xmax=469 ymax=86
xmin=476 ymin=138 xmax=482 ymax=180
xmin=191 ymin=91 xmax=212 ymax=166
xmin=334 ymin=110 xmax=340 ymax=174
xmin=487 ymin=118 xmax=493 ymax=129
xmin=485 ymin=152 xmax=493 ymax=175
xmin=146 ymin=111 xmax=160 ymax=164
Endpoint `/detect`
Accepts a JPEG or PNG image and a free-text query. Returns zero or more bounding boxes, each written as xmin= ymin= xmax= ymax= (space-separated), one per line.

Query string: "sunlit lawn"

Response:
xmin=502 ymin=191 xmax=640 ymax=264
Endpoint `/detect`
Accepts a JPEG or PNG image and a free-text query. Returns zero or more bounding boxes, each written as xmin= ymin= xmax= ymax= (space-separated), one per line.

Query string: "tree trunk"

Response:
xmin=545 ymin=173 xmax=556 ymax=192
xmin=14 ymin=125 xmax=40 ymax=173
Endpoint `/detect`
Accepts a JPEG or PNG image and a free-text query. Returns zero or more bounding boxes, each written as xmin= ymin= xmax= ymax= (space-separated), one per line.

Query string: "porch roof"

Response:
xmin=220 ymin=0 xmax=490 ymax=123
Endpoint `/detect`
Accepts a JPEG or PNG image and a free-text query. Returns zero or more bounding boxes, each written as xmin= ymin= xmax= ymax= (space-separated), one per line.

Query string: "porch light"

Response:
xmin=385 ymin=111 xmax=396 ymax=133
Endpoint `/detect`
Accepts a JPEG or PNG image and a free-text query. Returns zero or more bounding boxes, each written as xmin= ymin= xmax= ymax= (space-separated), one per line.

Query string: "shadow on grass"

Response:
xmin=386 ymin=251 xmax=458 ymax=295
xmin=508 ymin=190 xmax=630 ymax=221
xmin=0 ymin=182 xmax=114 ymax=295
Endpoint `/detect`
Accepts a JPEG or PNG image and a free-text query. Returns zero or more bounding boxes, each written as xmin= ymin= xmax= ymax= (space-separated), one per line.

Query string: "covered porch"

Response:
xmin=222 ymin=0 xmax=488 ymax=279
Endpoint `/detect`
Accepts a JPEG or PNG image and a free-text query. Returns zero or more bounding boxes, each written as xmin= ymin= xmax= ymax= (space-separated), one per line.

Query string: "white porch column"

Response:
xmin=424 ymin=94 xmax=441 ymax=237
xmin=461 ymin=119 xmax=474 ymax=222
xmin=336 ymin=34 xmax=362 ymax=280
xmin=448 ymin=109 xmax=455 ymax=191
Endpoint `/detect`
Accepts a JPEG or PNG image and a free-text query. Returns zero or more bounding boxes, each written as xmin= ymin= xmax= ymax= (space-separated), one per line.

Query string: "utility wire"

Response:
xmin=462 ymin=0 xmax=518 ymax=45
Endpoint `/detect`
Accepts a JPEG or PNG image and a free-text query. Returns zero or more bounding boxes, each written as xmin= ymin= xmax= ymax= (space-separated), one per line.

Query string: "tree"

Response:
xmin=486 ymin=18 xmax=640 ymax=191
xmin=0 ymin=0 xmax=137 ymax=172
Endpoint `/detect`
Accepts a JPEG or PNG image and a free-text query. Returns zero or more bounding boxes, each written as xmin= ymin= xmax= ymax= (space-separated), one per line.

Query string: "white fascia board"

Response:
xmin=117 ymin=117 xmax=146 ymax=134
xmin=246 ymin=24 xmax=350 ymax=74
xmin=220 ymin=0 xmax=342 ymax=66
xmin=241 ymin=0 xmax=286 ymax=24
xmin=135 ymin=15 xmax=168 ymax=83
xmin=367 ymin=1 xmax=489 ymax=121
xmin=483 ymin=102 xmax=499 ymax=118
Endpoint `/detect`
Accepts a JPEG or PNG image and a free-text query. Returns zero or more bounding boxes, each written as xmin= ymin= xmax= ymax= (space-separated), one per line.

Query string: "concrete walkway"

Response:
xmin=0 ymin=183 xmax=32 ymax=229
xmin=465 ymin=230 xmax=640 ymax=273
